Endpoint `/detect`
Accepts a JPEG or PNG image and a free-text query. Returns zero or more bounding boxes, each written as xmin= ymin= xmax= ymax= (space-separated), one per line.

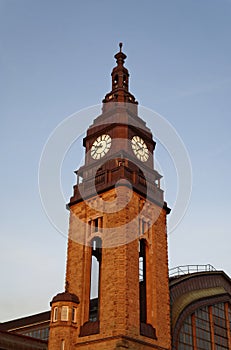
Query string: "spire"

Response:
xmin=102 ymin=43 xmax=138 ymax=106
xmin=114 ymin=42 xmax=127 ymax=68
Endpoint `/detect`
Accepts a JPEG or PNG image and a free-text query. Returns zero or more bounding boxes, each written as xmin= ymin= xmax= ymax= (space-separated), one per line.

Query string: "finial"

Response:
xmin=114 ymin=43 xmax=126 ymax=67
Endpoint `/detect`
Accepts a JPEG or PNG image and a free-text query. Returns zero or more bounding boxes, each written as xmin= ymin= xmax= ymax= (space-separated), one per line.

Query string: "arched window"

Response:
xmin=123 ymin=74 xmax=127 ymax=88
xmin=89 ymin=237 xmax=102 ymax=321
xmin=177 ymin=302 xmax=231 ymax=350
xmin=139 ymin=239 xmax=147 ymax=323
xmin=113 ymin=74 xmax=118 ymax=89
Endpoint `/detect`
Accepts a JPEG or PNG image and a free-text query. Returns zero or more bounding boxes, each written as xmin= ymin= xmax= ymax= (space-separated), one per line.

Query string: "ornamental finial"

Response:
xmin=119 ymin=42 xmax=123 ymax=52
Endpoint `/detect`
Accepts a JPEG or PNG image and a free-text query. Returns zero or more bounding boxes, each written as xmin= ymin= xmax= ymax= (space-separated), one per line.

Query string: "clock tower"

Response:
xmin=48 ymin=44 xmax=171 ymax=350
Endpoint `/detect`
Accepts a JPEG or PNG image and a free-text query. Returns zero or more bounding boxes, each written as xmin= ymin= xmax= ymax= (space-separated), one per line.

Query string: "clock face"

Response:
xmin=91 ymin=134 xmax=112 ymax=159
xmin=131 ymin=135 xmax=149 ymax=162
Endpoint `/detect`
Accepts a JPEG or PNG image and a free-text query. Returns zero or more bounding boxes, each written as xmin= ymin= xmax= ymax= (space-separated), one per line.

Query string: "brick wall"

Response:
xmin=49 ymin=186 xmax=171 ymax=349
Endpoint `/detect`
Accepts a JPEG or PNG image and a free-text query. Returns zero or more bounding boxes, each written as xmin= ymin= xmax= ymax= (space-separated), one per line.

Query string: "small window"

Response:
xmin=72 ymin=307 xmax=77 ymax=323
xmin=142 ymin=220 xmax=145 ymax=235
xmin=93 ymin=218 xmax=99 ymax=232
xmin=139 ymin=218 xmax=146 ymax=236
xmin=140 ymin=218 xmax=151 ymax=236
xmin=61 ymin=306 xmax=69 ymax=321
xmin=53 ymin=307 xmax=58 ymax=322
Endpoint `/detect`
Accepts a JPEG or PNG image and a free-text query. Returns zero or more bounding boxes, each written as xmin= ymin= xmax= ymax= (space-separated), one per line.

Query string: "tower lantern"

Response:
xmin=102 ymin=43 xmax=137 ymax=111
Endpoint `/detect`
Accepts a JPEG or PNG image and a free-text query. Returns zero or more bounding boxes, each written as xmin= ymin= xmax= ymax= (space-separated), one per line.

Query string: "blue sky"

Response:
xmin=0 ymin=0 xmax=231 ymax=321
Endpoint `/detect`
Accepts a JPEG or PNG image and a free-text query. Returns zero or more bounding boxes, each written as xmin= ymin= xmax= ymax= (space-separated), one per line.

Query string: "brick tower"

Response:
xmin=48 ymin=44 xmax=171 ymax=350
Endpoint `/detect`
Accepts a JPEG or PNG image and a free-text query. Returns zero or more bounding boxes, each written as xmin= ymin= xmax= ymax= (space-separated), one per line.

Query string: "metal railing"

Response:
xmin=169 ymin=264 xmax=216 ymax=277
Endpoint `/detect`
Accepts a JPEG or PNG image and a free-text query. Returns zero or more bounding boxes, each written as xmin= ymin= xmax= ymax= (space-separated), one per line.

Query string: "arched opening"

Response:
xmin=139 ymin=239 xmax=147 ymax=323
xmin=89 ymin=237 xmax=102 ymax=321
xmin=123 ymin=74 xmax=128 ymax=88
xmin=90 ymin=256 xmax=99 ymax=300
xmin=113 ymin=74 xmax=118 ymax=89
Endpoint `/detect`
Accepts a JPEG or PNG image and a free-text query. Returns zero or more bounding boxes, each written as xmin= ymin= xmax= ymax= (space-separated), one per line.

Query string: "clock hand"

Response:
xmin=92 ymin=144 xmax=101 ymax=155
xmin=92 ymin=143 xmax=105 ymax=157
xmin=136 ymin=145 xmax=144 ymax=152
xmin=91 ymin=148 xmax=98 ymax=156
xmin=93 ymin=143 xmax=102 ymax=151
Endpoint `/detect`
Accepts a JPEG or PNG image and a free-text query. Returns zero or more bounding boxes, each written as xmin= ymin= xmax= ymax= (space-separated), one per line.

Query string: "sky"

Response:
xmin=0 ymin=0 xmax=231 ymax=322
